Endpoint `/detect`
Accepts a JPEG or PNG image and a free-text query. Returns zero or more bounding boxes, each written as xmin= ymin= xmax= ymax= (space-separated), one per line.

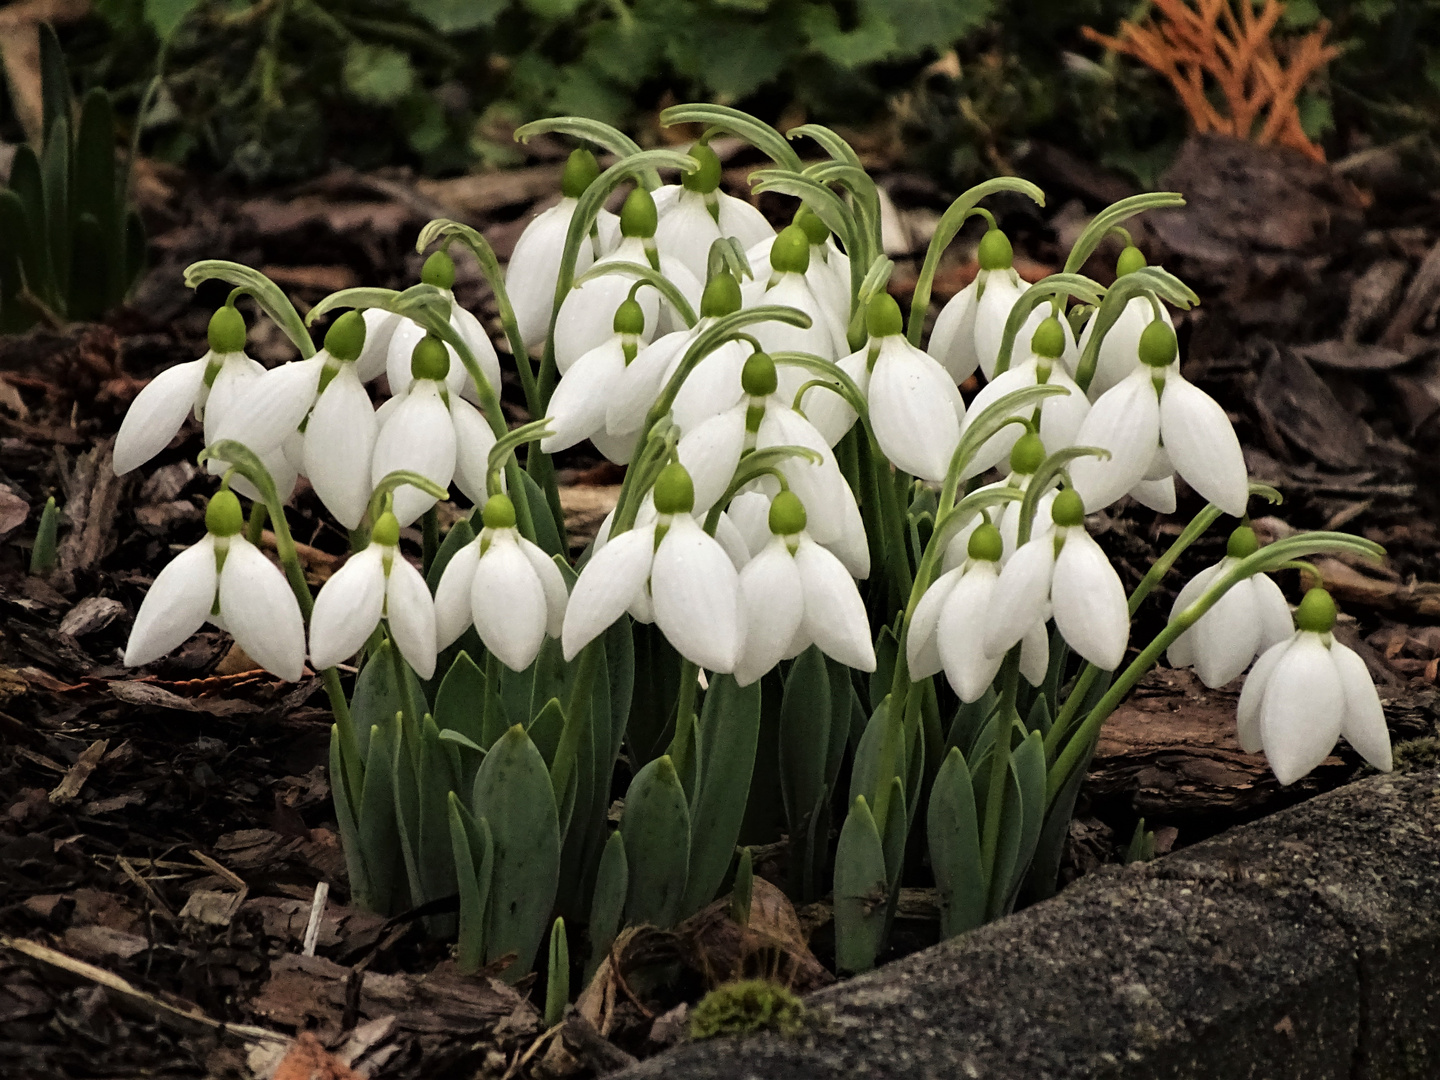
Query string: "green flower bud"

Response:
xmin=324 ymin=310 xmax=367 ymax=362
xmin=968 ymin=522 xmax=1003 ymax=563
xmin=482 ymin=493 xmax=517 ymax=530
xmin=421 ymin=250 xmax=456 ymax=290
xmin=795 ymin=205 xmax=830 ymax=245
xmin=768 ymin=491 xmax=807 ymax=536
xmin=1138 ymin=318 xmax=1177 ymax=368
xmin=769 ymin=225 xmax=811 ymax=275
xmin=866 ymin=293 xmax=904 ymax=338
xmin=741 ymin=351 xmax=778 ymax=397
xmin=1010 ymin=432 xmax=1046 ymax=475
xmin=701 ymin=270 xmax=742 ymax=318
xmin=620 ymin=186 xmax=659 ymax=239
xmin=1051 ymin=488 xmax=1085 ymax=528
xmin=682 ymin=142 xmax=722 ymax=193
xmin=1226 ymin=525 xmax=1259 ymax=559
xmin=411 ymin=334 xmax=451 ymax=381
xmin=206 ymin=489 xmax=244 ymax=537
xmin=978 ymin=228 xmax=1014 ymax=272
xmin=653 ymin=462 xmax=695 ymax=515
xmin=1030 ymin=315 xmax=1066 ymax=360
xmin=1295 ymin=587 xmax=1336 ymax=634
xmin=613 ymin=298 xmax=646 ymax=336
xmin=1116 ymin=245 xmax=1147 ymax=277
xmin=561 ymin=148 xmax=601 ymax=199
xmin=371 ymin=510 xmax=400 ymax=547
xmin=208 ymin=306 xmax=247 ymax=354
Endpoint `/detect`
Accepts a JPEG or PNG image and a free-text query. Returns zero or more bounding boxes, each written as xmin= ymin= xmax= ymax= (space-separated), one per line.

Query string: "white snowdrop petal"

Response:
xmin=1128 ymin=476 xmax=1177 ymax=514
xmin=1019 ymin=619 xmax=1050 ymax=687
xmin=671 ymin=340 xmax=749 ymax=433
xmin=355 ymin=310 xmax=401 ymax=383
xmin=384 ymin=554 xmax=438 ymax=679
xmin=371 ymin=383 xmax=456 ymax=526
xmin=1166 ymin=561 xmax=1224 ymax=671
xmin=433 ymin=543 xmax=481 ymax=650
xmin=202 ymin=354 xmax=265 ymax=441
xmin=304 ymin=364 xmax=378 ymax=530
xmin=1192 ymin=576 xmax=1264 ymax=688
xmin=507 ymin=199 xmax=588 ymax=349
xmin=608 ymin=329 xmax=690 ymax=435
xmin=654 ymin=255 xmax=702 ymax=336
xmin=217 ymin=538 xmax=307 ymax=682
xmin=713 ymin=512 xmax=751 ymax=572
xmin=471 ymin=536 xmax=548 ymax=671
xmin=214 ymin=356 xmax=325 ymax=453
xmin=1051 ymin=530 xmax=1129 ymax=671
xmin=114 ymin=358 xmax=207 ymax=474
xmin=758 ymin=407 xmax=848 ymax=545
xmin=451 ymin=396 xmax=498 ymax=506
xmin=1252 ymin=572 xmax=1295 ymax=650
xmin=957 ymin=360 xmax=1038 ymax=480
xmin=450 ymin=302 xmax=502 ymax=400
xmin=543 ymin=338 xmax=627 ymax=452
xmin=1036 ymin=365 xmax=1090 ymax=454
xmin=518 ymin=537 xmax=569 ymax=637
xmin=553 ymin=243 xmax=659 ymax=372
xmin=1078 ymin=297 xmax=1169 ymax=400
xmin=726 ymin=490 xmax=772 ymax=559
xmin=906 ymin=567 xmax=962 ymax=680
xmin=1237 ymin=638 xmax=1291 ymax=753
xmin=124 ymin=535 xmax=218 ymax=666
xmin=1159 ymin=373 xmax=1249 ymax=518
xmin=563 ymin=525 xmax=656 ymax=659
xmin=974 ymin=273 xmax=1036 ymax=381
xmin=795 ymin=537 xmax=875 ymax=672
xmin=308 ymin=546 xmax=386 ymax=671
xmin=937 ymin=565 xmax=1004 ymax=702
xmin=654 ymin=192 xmax=723 ymax=282
xmin=751 ymin=274 xmax=844 ymax=363
xmin=650 ymin=517 xmax=741 ymax=673
xmin=867 ymin=338 xmax=962 ymax=482
xmin=734 ymin=538 xmax=805 ymax=687
xmin=803 ymin=349 xmax=868 ymax=448
xmin=984 ymin=537 xmax=1055 ymax=659
xmin=677 ymin=407 xmax=747 ymax=514
xmin=927 ymin=281 xmax=980 ymax=385
xmin=1259 ymin=634 xmax=1344 ymax=786
xmin=716 ymin=191 xmax=776 ymax=251
xmin=1067 ymin=369 xmax=1161 ymax=514
xmin=1330 ymin=642 xmax=1392 ymax=773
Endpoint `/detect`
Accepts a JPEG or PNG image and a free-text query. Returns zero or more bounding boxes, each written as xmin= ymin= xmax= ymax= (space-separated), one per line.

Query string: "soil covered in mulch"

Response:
xmin=3 ymin=132 xmax=1440 ymax=1078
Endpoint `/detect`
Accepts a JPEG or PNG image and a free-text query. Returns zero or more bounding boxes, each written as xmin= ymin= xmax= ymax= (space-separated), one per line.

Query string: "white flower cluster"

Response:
xmin=115 ymin=142 xmax=1392 ymax=789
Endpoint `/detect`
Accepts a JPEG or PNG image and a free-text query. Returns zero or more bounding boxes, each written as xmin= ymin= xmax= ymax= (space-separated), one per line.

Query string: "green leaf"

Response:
xmin=406 ymin=0 xmax=504 ymax=33
xmin=330 ymin=725 xmax=371 ymax=912
xmin=862 ymin=0 xmax=993 ymax=56
xmin=621 ymin=755 xmax=690 ymax=929
xmin=518 ymin=468 xmax=565 ymax=558
xmin=522 ymin=0 xmax=585 ymax=16
xmin=584 ymin=831 xmax=627 ymax=985
xmin=358 ymin=717 xmax=405 ymax=915
xmin=144 ymin=0 xmax=201 ymax=39
xmin=41 ymin=114 xmax=71 ymax=309
xmin=801 ymin=4 xmax=898 ymax=68
xmin=779 ymin=648 xmax=830 ymax=900
xmin=447 ymin=794 xmax=493 ymax=973
xmin=435 ymin=651 xmax=487 ymax=749
xmin=473 ymin=725 xmax=561 ymax=980
xmin=38 ymin=24 xmax=71 ymax=149
xmin=343 ymin=44 xmax=416 ymax=107
xmin=833 ymin=795 xmax=888 ymax=974
xmin=416 ymin=716 xmax=461 ymax=931
xmin=426 ymin=516 xmax=476 ymax=593
xmin=928 ymin=747 xmax=985 ymax=938
xmin=680 ymin=675 xmax=761 ymax=916
xmin=528 ymin=697 xmax=566 ymax=769
xmin=545 ymin=917 xmax=570 ymax=1026
xmin=350 ymin=641 xmax=428 ymax=759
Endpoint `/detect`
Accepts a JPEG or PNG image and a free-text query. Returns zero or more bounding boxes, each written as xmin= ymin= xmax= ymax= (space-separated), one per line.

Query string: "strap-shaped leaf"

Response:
xmin=659 ymin=103 xmax=803 ymax=171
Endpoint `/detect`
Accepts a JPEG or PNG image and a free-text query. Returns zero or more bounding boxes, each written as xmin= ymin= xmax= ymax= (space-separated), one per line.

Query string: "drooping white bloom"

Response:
xmin=745 ymin=209 xmax=851 ymax=330
xmin=1076 ymin=297 xmax=1174 ymax=401
xmin=114 ymin=306 xmax=258 ymax=476
xmin=940 ymin=456 xmax=1057 ymax=571
xmin=562 ymin=464 xmax=741 ymax=672
xmin=743 ymin=225 xmax=849 ymax=400
xmin=907 ymin=522 xmax=1049 ymax=699
xmin=124 ymin=491 xmax=305 ymax=681
xmin=541 ymin=297 xmax=648 ymax=461
xmin=733 ymin=492 xmax=875 ymax=686
xmin=1166 ymin=527 xmax=1292 ymax=688
xmin=309 ymin=512 xmax=436 ymax=677
xmin=957 ymin=315 xmax=1087 ymax=480
xmin=653 ymin=143 xmax=774 ymax=283
xmin=1237 ymin=588 xmax=1392 ymax=785
xmin=433 ymin=494 xmax=568 ymax=672
xmin=371 ymin=334 xmax=496 ymax=526
xmin=1068 ymin=319 xmax=1248 ymax=518
xmin=983 ymin=489 xmax=1129 ymax=671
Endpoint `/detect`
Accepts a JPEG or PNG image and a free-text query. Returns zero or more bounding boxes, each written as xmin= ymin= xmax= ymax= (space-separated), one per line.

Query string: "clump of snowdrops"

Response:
xmin=114 ymin=105 xmax=1391 ymax=986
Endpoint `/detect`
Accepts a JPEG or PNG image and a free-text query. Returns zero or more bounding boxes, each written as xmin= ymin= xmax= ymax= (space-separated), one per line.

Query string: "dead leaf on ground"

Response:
xmin=677 ymin=877 xmax=832 ymax=992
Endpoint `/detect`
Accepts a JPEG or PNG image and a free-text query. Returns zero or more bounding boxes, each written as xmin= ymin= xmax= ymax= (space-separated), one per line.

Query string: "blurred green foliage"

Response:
xmin=11 ymin=0 xmax=1440 ymax=188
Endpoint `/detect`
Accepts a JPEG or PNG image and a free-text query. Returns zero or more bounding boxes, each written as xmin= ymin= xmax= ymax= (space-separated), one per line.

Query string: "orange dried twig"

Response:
xmin=1083 ymin=0 xmax=1340 ymax=161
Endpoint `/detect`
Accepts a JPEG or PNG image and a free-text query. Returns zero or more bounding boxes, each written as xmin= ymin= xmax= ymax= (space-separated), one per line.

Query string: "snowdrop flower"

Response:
xmin=675 ymin=350 xmax=869 ymax=577
xmin=563 ymin=463 xmax=741 ymax=672
xmin=507 ymin=149 xmax=616 ymax=349
xmin=209 ymin=312 xmax=378 ymax=529
xmin=928 ymin=228 xmax=1060 ymax=385
xmin=908 ymin=522 xmax=1049 ymax=699
xmin=941 ymin=435 xmax=1057 ymax=569
xmin=653 ymin=142 xmax=774 ymax=284
xmin=863 ymin=294 xmax=965 ymax=483
xmin=309 ymin=510 xmax=436 ymax=677
xmin=607 ymin=268 xmax=752 ymax=438
xmin=1238 ymin=588 xmax=1392 ymax=785
xmin=958 ymin=315 xmax=1087 ymax=481
xmin=115 ymin=306 xmax=260 ymax=475
xmin=733 ymin=492 xmax=875 ymax=685
xmin=124 ymin=490 xmax=305 ymax=680
xmin=553 ymin=187 xmax=702 ymax=372
xmin=1074 ymin=246 xmax=1175 ymax=400
xmin=542 ymin=296 xmax=648 ymax=462
xmin=371 ymin=335 xmax=496 ymax=526
xmin=745 ymin=207 xmax=851 ymax=330
xmin=1166 ymin=525 xmax=1292 ymax=688
xmin=743 ymin=225 xmax=849 ymax=400
xmin=432 ymin=494 xmax=568 ymax=672
xmin=984 ymin=489 xmax=1129 ymax=671
xmin=1068 ymin=319 xmax=1248 ymax=517
xmin=381 ymin=251 xmax=501 ymax=404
